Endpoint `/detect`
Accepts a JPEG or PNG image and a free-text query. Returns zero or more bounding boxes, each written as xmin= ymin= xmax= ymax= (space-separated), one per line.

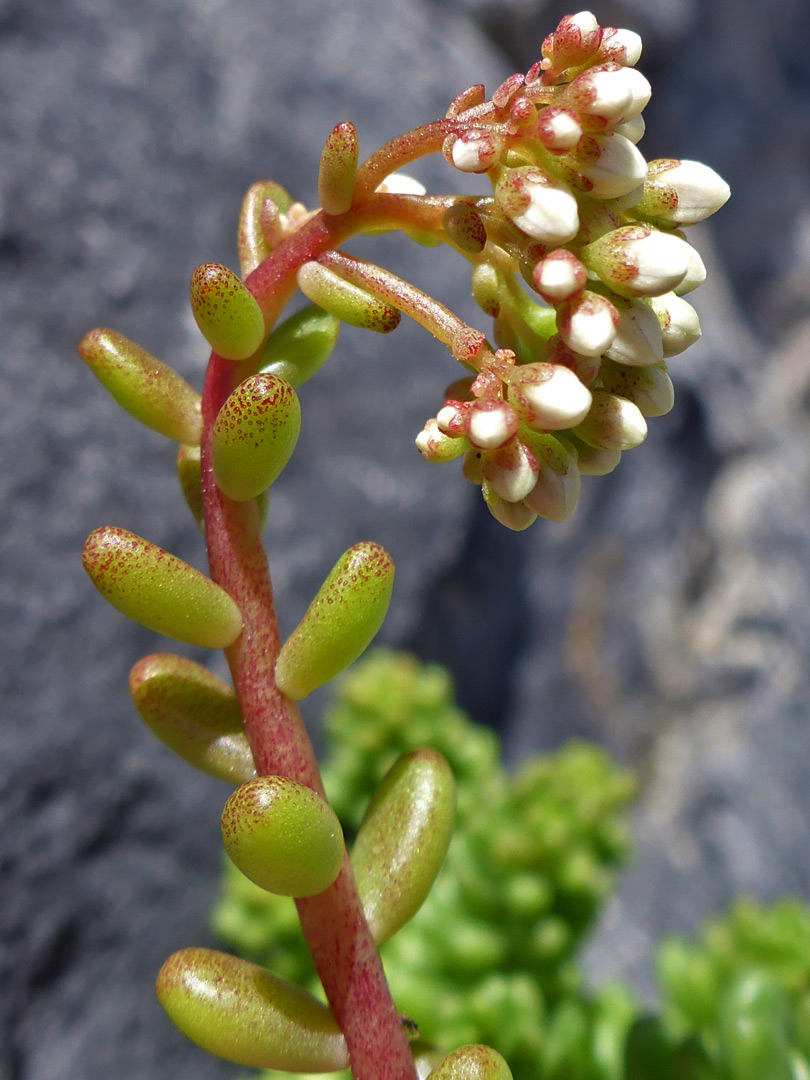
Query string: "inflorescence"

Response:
xmin=413 ymin=11 xmax=729 ymax=530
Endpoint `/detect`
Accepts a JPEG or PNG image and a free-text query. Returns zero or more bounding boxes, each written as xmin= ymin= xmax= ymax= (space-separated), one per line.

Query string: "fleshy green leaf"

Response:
xmin=275 ymin=542 xmax=395 ymax=700
xmin=353 ymin=749 xmax=456 ymax=945
xmin=176 ymin=444 xmax=205 ymax=530
xmin=297 ymin=261 xmax=401 ymax=333
xmin=318 ymin=122 xmax=359 ymax=216
xmin=427 ymin=1045 xmax=513 ymax=1080
xmin=190 ymin=263 xmax=266 ymax=361
xmin=212 ymin=374 xmax=301 ymax=502
xmin=129 ymin=654 xmax=254 ymax=784
xmin=221 ymin=776 xmax=344 ymax=897
xmin=156 ymin=947 xmax=349 ymax=1071
xmin=78 ymin=328 xmax=202 ymax=444
xmin=259 ymin=305 xmax=340 ymax=388
xmin=82 ymin=526 xmax=242 ymax=648
xmin=238 ymin=181 xmax=293 ymax=278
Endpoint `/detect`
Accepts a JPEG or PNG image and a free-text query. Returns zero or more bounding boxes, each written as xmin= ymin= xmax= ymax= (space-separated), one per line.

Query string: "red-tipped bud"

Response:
xmin=532 ymin=249 xmax=587 ymax=302
xmin=597 ymin=27 xmax=643 ymax=67
xmin=447 ymin=130 xmax=501 ymax=173
xmin=557 ymin=291 xmax=619 ymax=357
xmin=562 ymin=64 xmax=651 ymax=131
xmin=543 ymin=12 xmax=603 ymax=70
xmin=575 ymin=390 xmax=647 ymax=450
xmin=508 ymin=363 xmax=593 ymax=431
xmin=535 ymin=108 xmax=583 ymax=152
xmin=494 ymin=167 xmax=579 ymax=244
xmin=415 ymin=419 xmax=468 ymax=463
xmin=465 ymin=399 xmax=519 ymax=450
xmin=481 ymin=437 xmax=540 ymax=502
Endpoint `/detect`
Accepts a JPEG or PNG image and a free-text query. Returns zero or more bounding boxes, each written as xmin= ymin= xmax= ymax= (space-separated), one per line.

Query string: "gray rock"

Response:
xmin=4 ymin=0 xmax=810 ymax=1075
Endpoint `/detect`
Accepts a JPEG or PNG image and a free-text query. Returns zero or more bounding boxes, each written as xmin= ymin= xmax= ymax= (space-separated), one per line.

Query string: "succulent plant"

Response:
xmin=78 ymin=10 xmax=728 ymax=1080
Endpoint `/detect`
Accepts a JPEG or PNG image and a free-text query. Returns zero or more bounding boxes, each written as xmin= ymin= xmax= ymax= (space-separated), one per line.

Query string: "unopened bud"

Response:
xmin=672 ymin=240 xmax=707 ymax=295
xmin=190 ymin=263 xmax=265 ymax=362
xmin=575 ymin=390 xmax=647 ymax=450
xmin=483 ymin=489 xmax=537 ymax=532
xmin=636 ymin=159 xmax=730 ymax=225
xmin=536 ymin=108 xmax=583 ymax=152
xmin=615 ymin=114 xmax=645 ymax=144
xmin=416 ymin=419 xmax=468 ymax=463
xmin=532 ymin=249 xmax=587 ymax=302
xmin=212 ymin=374 xmax=301 ymax=502
xmin=297 ymin=261 xmax=401 ymax=333
xmin=563 ymin=65 xmax=650 ymax=131
xmin=318 ymin=122 xmax=359 ymax=215
xmin=508 ymin=363 xmax=592 ymax=430
xmin=448 ymin=131 xmax=501 ymax=173
xmin=650 ymin=292 xmax=701 ymax=356
xmin=495 ymin=167 xmax=579 ymax=244
xmin=376 ymin=172 xmax=427 ymax=196
xmin=521 ymin=433 xmax=581 ymax=522
xmin=604 ymin=298 xmax=663 ymax=367
xmin=442 ymin=202 xmax=487 ymax=254
xmin=557 ymin=291 xmax=619 ymax=357
xmin=600 ymin=360 xmax=675 ymax=417
xmin=597 ymin=27 xmax=643 ymax=66
xmin=275 ymin=543 xmax=395 ymax=700
xmin=481 ymin=437 xmax=540 ymax=502
xmin=585 ymin=224 xmax=691 ymax=297
xmin=563 ymin=132 xmax=647 ymax=199
xmin=471 ymin=262 xmax=504 ymax=317
xmin=436 ymin=401 xmax=471 ymax=437
xmin=567 ymin=433 xmax=621 ymax=475
xmin=466 ymin=399 xmax=519 ymax=449
xmin=78 ymin=329 xmax=202 ymax=445
xmin=543 ymin=12 xmax=602 ymax=70
xmin=82 ymin=526 xmax=242 ymax=648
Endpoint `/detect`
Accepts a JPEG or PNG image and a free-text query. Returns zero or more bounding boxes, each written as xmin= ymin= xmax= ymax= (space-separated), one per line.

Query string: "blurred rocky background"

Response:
xmin=2 ymin=0 xmax=809 ymax=1076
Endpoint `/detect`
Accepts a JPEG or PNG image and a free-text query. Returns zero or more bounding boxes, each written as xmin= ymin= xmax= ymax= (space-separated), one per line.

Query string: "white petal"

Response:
xmin=518 ymin=365 xmax=593 ymax=430
xmin=376 ymin=172 xmax=427 ymax=196
xmin=511 ymin=182 xmax=580 ymax=244
xmin=578 ymin=133 xmax=648 ymax=199
xmin=604 ymin=299 xmax=663 ymax=367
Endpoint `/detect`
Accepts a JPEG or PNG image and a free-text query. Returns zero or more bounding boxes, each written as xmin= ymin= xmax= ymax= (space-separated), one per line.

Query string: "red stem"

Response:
xmin=201 ymin=255 xmax=418 ymax=1080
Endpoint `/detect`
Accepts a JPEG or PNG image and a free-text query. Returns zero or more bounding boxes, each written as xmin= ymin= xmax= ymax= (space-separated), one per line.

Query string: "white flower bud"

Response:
xmin=576 ymin=390 xmax=647 ymax=450
xmin=508 ymin=363 xmax=592 ymax=430
xmin=638 ymin=159 xmax=731 ymax=226
xmin=568 ymin=434 xmax=622 ymax=475
xmin=450 ymin=132 xmax=500 ymax=173
xmin=565 ymin=66 xmax=651 ymax=129
xmin=614 ymin=114 xmax=645 ymax=144
xmin=521 ymin=434 xmax=581 ymax=522
xmin=598 ymin=27 xmax=643 ymax=66
xmin=466 ymin=399 xmax=519 ymax=449
xmin=415 ymin=419 xmax=468 ymax=463
xmin=436 ymin=401 xmax=470 ymax=437
xmin=557 ymin=291 xmax=619 ymax=357
xmin=532 ymin=249 xmax=587 ymax=302
xmin=566 ymin=133 xmax=648 ymax=199
xmin=543 ymin=12 xmax=602 ymax=69
xmin=536 ymin=108 xmax=583 ymax=151
xmin=483 ymin=489 xmax=537 ymax=532
xmin=376 ymin=173 xmax=427 ymax=196
xmin=585 ymin=224 xmax=691 ymax=297
xmin=650 ymin=292 xmax=701 ymax=356
xmin=495 ymin=168 xmax=580 ymax=244
xmin=604 ymin=298 xmax=663 ymax=367
xmin=672 ymin=242 xmax=707 ymax=295
xmin=600 ymin=361 xmax=674 ymax=417
xmin=481 ymin=438 xmax=540 ymax=502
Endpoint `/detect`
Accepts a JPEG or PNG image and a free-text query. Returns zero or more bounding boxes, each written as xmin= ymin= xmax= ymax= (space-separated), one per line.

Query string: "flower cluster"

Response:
xmin=416 ymin=11 xmax=729 ymax=530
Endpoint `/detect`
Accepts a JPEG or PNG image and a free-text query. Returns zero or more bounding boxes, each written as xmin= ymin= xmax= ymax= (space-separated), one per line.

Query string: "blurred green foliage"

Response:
xmin=211 ymin=651 xmax=810 ymax=1080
